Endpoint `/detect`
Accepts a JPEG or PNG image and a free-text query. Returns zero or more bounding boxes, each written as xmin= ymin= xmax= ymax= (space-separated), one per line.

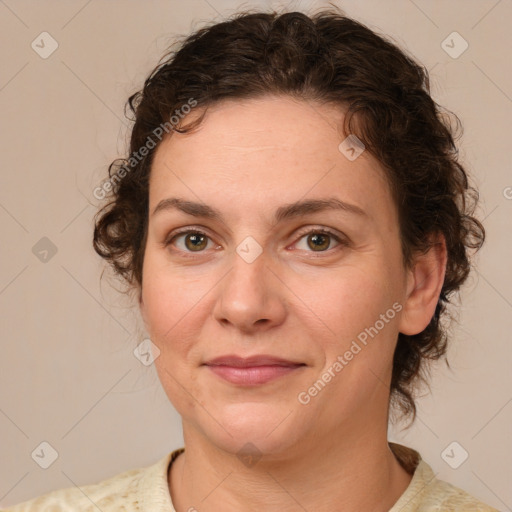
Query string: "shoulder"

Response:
xmin=1 ymin=450 xmax=181 ymax=512
xmin=389 ymin=444 xmax=499 ymax=512
xmin=414 ymin=460 xmax=499 ymax=511
xmin=2 ymin=466 xmax=146 ymax=512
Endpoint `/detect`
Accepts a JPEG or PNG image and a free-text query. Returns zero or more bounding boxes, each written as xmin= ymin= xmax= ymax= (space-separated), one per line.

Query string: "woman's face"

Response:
xmin=140 ymin=95 xmax=415 ymax=457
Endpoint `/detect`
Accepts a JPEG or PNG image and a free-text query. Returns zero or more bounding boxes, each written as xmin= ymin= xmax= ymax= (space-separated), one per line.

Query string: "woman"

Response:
xmin=5 ymin=6 xmax=497 ymax=511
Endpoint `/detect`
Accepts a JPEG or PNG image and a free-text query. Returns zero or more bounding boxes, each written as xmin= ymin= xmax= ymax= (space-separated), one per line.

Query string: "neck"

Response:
xmin=169 ymin=418 xmax=413 ymax=512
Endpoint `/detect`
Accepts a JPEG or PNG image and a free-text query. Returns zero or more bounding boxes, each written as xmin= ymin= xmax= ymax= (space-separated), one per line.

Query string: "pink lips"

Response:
xmin=203 ymin=355 xmax=305 ymax=386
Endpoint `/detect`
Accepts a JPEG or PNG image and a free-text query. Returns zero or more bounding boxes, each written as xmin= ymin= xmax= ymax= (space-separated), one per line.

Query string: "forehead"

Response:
xmin=149 ymin=96 xmax=395 ymax=227
xmin=157 ymin=95 xmax=348 ymax=162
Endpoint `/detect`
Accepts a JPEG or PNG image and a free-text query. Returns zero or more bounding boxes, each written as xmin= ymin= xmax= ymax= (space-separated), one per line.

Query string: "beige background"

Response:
xmin=0 ymin=0 xmax=510 ymax=509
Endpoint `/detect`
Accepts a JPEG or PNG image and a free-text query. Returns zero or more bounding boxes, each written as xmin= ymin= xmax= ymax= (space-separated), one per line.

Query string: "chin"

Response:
xmin=195 ymin=401 xmax=306 ymax=458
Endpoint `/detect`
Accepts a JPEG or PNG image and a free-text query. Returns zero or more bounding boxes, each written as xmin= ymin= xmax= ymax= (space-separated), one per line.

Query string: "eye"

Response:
xmin=165 ymin=229 xmax=217 ymax=253
xmin=164 ymin=227 xmax=347 ymax=256
xmin=293 ymin=228 xmax=345 ymax=253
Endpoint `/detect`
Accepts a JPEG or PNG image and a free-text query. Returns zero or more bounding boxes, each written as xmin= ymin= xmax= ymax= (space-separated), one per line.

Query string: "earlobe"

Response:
xmin=398 ymin=235 xmax=447 ymax=336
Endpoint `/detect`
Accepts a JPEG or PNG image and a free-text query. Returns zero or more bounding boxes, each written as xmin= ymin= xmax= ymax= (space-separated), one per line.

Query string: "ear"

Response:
xmin=138 ymin=288 xmax=148 ymax=328
xmin=398 ymin=234 xmax=447 ymax=336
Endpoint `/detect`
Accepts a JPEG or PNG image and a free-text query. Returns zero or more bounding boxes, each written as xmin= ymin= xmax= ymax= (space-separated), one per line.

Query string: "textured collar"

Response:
xmin=138 ymin=444 xmax=496 ymax=512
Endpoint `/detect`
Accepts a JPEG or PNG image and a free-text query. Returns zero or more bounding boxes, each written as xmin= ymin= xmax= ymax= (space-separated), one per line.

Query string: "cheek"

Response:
xmin=140 ymin=255 xmax=207 ymax=354
xmin=306 ymin=269 xmax=402 ymax=399
xmin=142 ymin=243 xmax=201 ymax=310
xmin=141 ymin=260 xmax=208 ymax=411
xmin=298 ymin=265 xmax=399 ymax=345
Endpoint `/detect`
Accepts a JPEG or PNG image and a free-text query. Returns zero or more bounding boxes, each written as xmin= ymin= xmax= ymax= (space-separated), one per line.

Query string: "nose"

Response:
xmin=212 ymin=247 xmax=287 ymax=334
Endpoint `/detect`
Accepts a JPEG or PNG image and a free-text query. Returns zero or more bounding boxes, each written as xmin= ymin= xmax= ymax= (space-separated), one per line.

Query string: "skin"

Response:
xmin=139 ymin=95 xmax=447 ymax=512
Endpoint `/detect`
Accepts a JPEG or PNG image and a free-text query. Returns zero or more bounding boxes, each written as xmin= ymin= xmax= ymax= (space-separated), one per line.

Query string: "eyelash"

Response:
xmin=163 ymin=226 xmax=348 ymax=257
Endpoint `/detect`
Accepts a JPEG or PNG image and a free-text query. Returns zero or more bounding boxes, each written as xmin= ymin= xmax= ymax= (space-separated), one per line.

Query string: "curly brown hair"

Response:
xmin=93 ymin=5 xmax=485 ymax=420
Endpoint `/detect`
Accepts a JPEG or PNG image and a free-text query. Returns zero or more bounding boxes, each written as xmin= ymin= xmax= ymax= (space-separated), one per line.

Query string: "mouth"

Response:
xmin=203 ymin=355 xmax=306 ymax=386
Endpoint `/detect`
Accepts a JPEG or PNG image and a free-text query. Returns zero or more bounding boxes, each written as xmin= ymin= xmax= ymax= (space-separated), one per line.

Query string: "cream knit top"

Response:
xmin=2 ymin=443 xmax=499 ymax=511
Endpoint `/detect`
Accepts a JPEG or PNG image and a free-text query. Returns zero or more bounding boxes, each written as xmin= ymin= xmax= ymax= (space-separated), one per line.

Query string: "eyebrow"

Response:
xmin=152 ymin=197 xmax=368 ymax=225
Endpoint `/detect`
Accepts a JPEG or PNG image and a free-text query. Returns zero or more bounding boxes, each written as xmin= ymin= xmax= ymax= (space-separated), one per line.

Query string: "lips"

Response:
xmin=204 ymin=355 xmax=304 ymax=367
xmin=203 ymin=355 xmax=306 ymax=386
